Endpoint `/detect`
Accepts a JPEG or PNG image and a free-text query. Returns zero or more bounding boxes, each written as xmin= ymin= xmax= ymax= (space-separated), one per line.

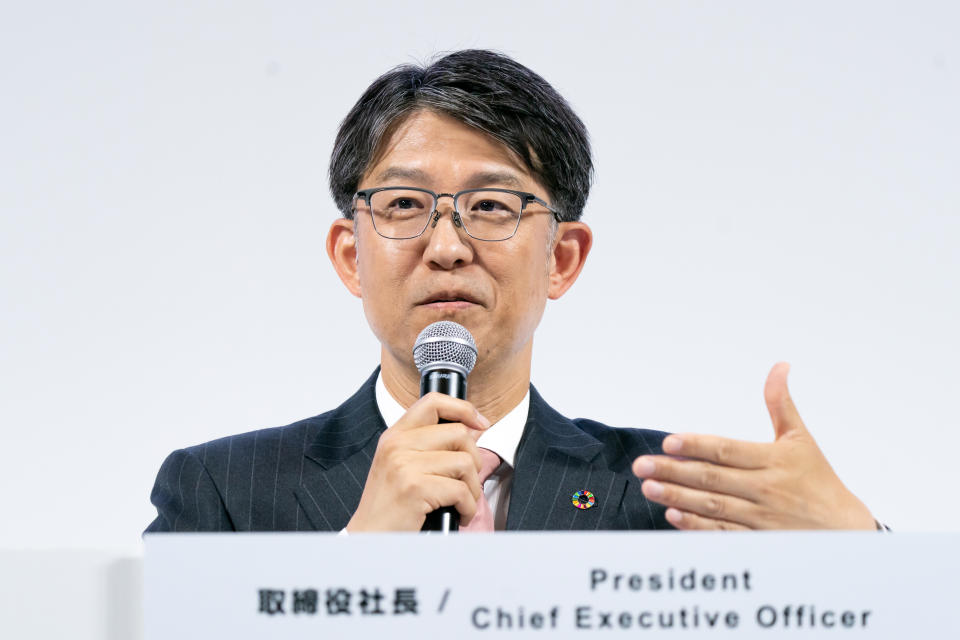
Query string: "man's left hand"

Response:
xmin=631 ymin=362 xmax=876 ymax=530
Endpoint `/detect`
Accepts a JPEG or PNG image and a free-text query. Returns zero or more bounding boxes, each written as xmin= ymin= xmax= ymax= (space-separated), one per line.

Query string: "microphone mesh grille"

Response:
xmin=413 ymin=321 xmax=478 ymax=375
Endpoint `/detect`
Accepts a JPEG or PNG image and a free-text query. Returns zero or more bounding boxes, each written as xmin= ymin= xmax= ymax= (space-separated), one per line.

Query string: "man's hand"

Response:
xmin=631 ymin=363 xmax=876 ymax=530
xmin=346 ymin=392 xmax=491 ymax=532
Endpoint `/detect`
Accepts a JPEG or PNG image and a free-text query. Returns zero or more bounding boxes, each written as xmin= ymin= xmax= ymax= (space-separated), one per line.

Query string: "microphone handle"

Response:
xmin=419 ymin=368 xmax=467 ymax=398
xmin=420 ymin=369 xmax=468 ymax=533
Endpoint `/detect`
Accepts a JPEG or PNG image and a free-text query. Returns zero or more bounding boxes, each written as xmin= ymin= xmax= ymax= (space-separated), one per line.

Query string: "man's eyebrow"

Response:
xmin=369 ymin=167 xmax=526 ymax=190
xmin=462 ymin=171 xmax=525 ymax=190
xmin=370 ymin=166 xmax=432 ymax=185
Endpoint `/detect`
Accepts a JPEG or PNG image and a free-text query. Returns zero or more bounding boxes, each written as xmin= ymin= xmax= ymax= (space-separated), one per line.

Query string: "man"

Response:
xmin=146 ymin=50 xmax=877 ymax=534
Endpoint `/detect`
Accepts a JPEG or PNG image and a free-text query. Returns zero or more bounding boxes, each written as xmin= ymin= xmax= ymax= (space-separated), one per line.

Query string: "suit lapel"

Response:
xmin=293 ymin=369 xmax=386 ymax=531
xmin=506 ymin=387 xmax=629 ymax=531
xmin=290 ymin=374 xmax=642 ymax=532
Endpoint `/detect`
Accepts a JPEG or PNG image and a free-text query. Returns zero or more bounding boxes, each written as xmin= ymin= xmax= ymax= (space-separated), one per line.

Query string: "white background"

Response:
xmin=1 ymin=0 xmax=957 ymax=553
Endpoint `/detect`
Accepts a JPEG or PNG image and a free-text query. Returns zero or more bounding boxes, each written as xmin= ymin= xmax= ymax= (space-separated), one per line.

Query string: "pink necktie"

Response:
xmin=462 ymin=448 xmax=501 ymax=533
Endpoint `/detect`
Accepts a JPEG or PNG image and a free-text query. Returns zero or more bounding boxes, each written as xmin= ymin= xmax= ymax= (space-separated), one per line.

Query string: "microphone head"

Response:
xmin=413 ymin=321 xmax=478 ymax=377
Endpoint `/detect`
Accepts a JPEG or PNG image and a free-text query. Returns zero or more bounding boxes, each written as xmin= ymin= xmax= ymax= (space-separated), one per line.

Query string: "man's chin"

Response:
xmin=410 ymin=303 xmax=485 ymax=336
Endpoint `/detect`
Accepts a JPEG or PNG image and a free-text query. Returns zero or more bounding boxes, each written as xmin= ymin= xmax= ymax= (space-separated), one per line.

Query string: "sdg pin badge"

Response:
xmin=572 ymin=490 xmax=596 ymax=510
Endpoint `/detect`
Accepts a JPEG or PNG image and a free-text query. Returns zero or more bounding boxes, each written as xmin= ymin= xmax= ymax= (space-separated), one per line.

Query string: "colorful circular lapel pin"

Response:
xmin=571 ymin=490 xmax=596 ymax=510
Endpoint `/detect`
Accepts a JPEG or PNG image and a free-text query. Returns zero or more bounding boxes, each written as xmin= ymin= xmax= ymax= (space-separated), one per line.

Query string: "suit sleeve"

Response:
xmin=144 ymin=448 xmax=235 ymax=533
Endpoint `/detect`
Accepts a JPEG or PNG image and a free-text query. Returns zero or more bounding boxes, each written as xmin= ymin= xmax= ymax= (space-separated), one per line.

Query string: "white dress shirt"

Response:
xmin=375 ymin=372 xmax=529 ymax=531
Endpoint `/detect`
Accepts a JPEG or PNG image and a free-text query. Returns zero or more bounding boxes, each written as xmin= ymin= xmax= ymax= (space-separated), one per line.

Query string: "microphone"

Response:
xmin=413 ymin=320 xmax=478 ymax=533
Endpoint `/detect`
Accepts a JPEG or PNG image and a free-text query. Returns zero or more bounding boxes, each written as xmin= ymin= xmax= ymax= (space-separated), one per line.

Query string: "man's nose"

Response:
xmin=422 ymin=204 xmax=473 ymax=269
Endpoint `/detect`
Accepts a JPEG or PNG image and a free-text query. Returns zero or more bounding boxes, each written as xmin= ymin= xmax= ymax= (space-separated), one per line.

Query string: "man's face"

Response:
xmin=348 ymin=110 xmax=559 ymax=378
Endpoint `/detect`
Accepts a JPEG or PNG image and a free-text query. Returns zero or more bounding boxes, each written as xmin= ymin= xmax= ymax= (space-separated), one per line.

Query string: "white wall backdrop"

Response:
xmin=1 ymin=0 xmax=957 ymax=551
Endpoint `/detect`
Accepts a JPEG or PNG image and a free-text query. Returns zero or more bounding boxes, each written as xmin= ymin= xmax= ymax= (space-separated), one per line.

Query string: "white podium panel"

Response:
xmin=0 ymin=550 xmax=142 ymax=640
xmin=145 ymin=532 xmax=958 ymax=638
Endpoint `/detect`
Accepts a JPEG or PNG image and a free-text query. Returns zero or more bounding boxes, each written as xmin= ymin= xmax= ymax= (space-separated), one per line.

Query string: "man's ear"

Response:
xmin=326 ymin=218 xmax=362 ymax=298
xmin=548 ymin=221 xmax=593 ymax=300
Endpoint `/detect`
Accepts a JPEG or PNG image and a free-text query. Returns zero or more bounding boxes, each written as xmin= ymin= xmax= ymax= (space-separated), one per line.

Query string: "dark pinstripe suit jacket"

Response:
xmin=145 ymin=369 xmax=671 ymax=532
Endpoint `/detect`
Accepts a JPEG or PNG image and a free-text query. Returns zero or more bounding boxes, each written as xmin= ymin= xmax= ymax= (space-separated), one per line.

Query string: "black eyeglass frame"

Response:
xmin=353 ymin=186 xmax=562 ymax=241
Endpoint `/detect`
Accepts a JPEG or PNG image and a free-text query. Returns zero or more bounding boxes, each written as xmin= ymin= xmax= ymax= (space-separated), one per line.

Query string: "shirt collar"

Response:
xmin=374 ymin=371 xmax=529 ymax=468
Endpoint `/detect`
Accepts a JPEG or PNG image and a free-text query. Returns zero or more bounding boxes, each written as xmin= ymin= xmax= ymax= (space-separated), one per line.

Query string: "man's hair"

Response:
xmin=328 ymin=49 xmax=593 ymax=222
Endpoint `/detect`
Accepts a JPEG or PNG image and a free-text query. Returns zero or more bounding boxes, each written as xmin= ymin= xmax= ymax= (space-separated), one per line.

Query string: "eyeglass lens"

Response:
xmin=366 ymin=189 xmax=523 ymax=240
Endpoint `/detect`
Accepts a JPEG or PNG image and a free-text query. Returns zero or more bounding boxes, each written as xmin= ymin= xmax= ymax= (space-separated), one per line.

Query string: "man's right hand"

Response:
xmin=345 ymin=392 xmax=491 ymax=532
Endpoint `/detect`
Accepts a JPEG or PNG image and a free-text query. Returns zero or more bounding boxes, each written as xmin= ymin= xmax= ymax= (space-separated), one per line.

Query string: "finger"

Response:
xmin=641 ymin=479 xmax=760 ymax=527
xmin=421 ymin=475 xmax=479 ymax=525
xmin=415 ymin=450 xmax=483 ymax=498
xmin=395 ymin=392 xmax=491 ymax=433
xmin=659 ymin=433 xmax=771 ymax=469
xmin=632 ymin=455 xmax=762 ymax=502
xmin=396 ymin=424 xmax=484 ymax=471
xmin=664 ymin=508 xmax=751 ymax=531
xmin=763 ymin=362 xmax=807 ymax=441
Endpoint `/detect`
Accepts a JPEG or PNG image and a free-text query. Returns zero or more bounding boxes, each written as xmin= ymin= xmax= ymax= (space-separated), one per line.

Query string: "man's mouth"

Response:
xmin=418 ymin=292 xmax=482 ymax=308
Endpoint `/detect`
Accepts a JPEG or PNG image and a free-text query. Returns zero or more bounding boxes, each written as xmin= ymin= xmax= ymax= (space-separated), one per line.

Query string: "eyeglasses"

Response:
xmin=353 ymin=186 xmax=561 ymax=241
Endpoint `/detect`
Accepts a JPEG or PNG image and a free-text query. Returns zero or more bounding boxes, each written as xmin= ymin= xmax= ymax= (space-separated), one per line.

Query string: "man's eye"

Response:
xmin=475 ymin=200 xmax=508 ymax=213
xmin=395 ymin=198 xmax=417 ymax=209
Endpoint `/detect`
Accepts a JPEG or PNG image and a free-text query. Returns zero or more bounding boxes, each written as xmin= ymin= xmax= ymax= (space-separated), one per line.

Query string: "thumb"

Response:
xmin=764 ymin=362 xmax=807 ymax=441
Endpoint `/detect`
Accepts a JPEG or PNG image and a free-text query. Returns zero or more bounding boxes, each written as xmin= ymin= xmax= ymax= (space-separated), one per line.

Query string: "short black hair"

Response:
xmin=328 ymin=49 xmax=593 ymax=222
